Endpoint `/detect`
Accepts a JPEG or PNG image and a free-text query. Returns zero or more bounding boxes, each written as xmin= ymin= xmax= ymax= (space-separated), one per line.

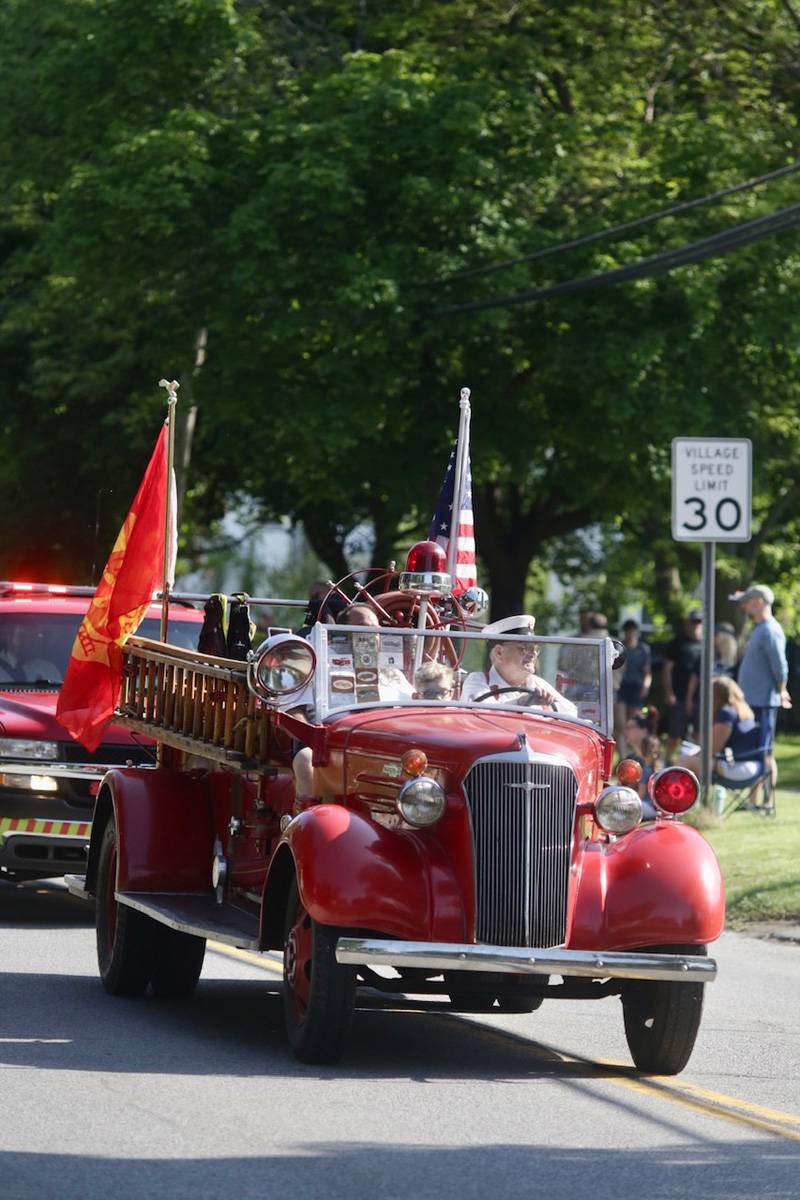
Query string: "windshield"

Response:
xmin=305 ymin=625 xmax=613 ymax=733
xmin=0 ymin=613 xmax=201 ymax=687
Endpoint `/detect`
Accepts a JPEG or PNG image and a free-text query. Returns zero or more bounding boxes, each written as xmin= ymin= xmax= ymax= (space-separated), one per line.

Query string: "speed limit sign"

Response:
xmin=671 ymin=437 xmax=752 ymax=542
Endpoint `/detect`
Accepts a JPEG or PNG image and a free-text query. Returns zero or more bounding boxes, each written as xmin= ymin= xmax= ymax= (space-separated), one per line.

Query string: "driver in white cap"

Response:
xmin=461 ymin=615 xmax=577 ymax=715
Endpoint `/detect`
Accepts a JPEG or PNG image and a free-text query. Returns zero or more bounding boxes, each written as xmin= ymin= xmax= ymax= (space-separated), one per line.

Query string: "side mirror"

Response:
xmin=461 ymin=586 xmax=489 ymax=618
xmin=610 ymin=638 xmax=627 ymax=671
xmin=247 ymin=634 xmax=316 ymax=703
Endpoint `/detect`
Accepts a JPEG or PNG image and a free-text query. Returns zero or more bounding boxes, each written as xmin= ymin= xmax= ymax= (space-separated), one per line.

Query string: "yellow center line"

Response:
xmin=204 ymin=945 xmax=800 ymax=1142
xmin=209 ymin=940 xmax=284 ymax=976
xmin=458 ymin=1020 xmax=800 ymax=1143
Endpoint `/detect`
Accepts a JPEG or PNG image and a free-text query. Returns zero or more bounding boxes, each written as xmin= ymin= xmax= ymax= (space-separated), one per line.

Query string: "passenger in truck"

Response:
xmin=461 ymin=614 xmax=577 ymax=715
xmin=290 ymin=603 xmax=412 ymax=807
xmin=412 ymin=660 xmax=455 ymax=701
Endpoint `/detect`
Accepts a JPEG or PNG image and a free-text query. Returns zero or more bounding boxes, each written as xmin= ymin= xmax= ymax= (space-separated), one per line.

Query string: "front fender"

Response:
xmin=283 ymin=805 xmax=466 ymax=942
xmin=569 ymin=821 xmax=725 ymax=950
xmin=86 ymin=768 xmax=215 ymax=895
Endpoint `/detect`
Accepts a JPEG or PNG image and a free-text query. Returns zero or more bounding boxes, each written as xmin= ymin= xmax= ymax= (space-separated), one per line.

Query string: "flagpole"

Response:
xmin=158 ymin=378 xmax=179 ymax=642
xmin=446 ymin=387 xmax=471 ymax=586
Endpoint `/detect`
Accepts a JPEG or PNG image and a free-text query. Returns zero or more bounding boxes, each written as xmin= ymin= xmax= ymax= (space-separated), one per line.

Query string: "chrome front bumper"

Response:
xmin=335 ymin=938 xmax=717 ymax=984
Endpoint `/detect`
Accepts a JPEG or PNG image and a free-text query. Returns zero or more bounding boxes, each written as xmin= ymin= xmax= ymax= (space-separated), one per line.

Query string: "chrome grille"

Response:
xmin=463 ymin=758 xmax=578 ymax=948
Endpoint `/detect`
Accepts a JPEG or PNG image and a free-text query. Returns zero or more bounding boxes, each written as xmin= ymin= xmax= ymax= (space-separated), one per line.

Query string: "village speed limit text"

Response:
xmin=671 ymin=437 xmax=752 ymax=543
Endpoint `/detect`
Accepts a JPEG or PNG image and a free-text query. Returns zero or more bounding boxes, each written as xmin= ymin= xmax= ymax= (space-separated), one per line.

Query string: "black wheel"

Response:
xmin=495 ymin=976 xmax=546 ymax=1013
xmin=447 ymin=971 xmax=502 ymax=1011
xmin=150 ymin=924 xmax=206 ymax=999
xmin=448 ymin=972 xmax=546 ymax=1013
xmin=95 ymin=817 xmax=157 ymax=997
xmin=622 ymin=945 xmax=707 ymax=1075
xmin=282 ymin=878 xmax=356 ymax=1064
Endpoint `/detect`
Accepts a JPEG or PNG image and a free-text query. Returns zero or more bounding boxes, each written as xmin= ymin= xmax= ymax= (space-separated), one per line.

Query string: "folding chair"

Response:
xmin=715 ymin=718 xmax=776 ymax=818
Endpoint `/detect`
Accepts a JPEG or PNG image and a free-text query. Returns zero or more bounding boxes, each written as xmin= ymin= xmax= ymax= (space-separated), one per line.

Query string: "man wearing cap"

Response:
xmin=663 ymin=610 xmax=703 ymax=763
xmin=730 ymin=584 xmax=790 ymax=751
xmin=461 ymin=615 xmax=578 ymax=715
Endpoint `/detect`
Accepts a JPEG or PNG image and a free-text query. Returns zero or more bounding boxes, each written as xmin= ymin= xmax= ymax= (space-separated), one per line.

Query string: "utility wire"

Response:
xmin=444 ymin=159 xmax=800 ymax=284
xmin=431 ymin=200 xmax=800 ymax=318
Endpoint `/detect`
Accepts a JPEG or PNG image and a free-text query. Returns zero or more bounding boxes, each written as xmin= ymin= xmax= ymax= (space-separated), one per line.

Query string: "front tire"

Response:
xmin=622 ymin=944 xmax=707 ymax=1075
xmin=283 ymin=878 xmax=356 ymax=1064
xmin=96 ymin=816 xmax=156 ymax=997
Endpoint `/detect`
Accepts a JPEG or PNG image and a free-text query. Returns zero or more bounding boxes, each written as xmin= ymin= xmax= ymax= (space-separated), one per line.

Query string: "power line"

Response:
xmin=431 ymin=200 xmax=800 ymax=319
xmin=442 ymin=159 xmax=800 ymax=285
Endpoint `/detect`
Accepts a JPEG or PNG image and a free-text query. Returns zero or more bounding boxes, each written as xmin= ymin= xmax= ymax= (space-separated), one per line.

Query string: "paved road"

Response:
xmin=1 ymin=878 xmax=798 ymax=1199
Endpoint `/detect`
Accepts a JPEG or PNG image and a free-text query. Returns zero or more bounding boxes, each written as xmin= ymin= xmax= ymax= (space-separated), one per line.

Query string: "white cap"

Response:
xmin=729 ymin=584 xmax=774 ymax=605
xmin=483 ymin=614 xmax=536 ymax=636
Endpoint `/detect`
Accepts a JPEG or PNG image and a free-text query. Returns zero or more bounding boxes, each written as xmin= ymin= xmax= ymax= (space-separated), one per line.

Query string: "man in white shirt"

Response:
xmin=461 ymin=614 xmax=577 ymax=716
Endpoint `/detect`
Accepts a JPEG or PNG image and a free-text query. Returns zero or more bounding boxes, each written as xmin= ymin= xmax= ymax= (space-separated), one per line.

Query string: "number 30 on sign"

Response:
xmin=671 ymin=438 xmax=752 ymax=543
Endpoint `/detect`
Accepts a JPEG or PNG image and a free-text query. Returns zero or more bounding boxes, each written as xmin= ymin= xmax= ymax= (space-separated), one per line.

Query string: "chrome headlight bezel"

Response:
xmin=594 ymin=784 xmax=642 ymax=835
xmin=0 ymin=738 xmax=60 ymax=761
xmin=396 ymin=776 xmax=446 ymax=828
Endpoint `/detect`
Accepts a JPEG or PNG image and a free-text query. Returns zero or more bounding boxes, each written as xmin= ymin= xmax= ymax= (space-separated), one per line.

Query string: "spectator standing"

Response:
xmin=663 ymin=610 xmax=703 ymax=762
xmin=729 ymin=584 xmax=791 ymax=751
xmin=614 ymin=619 xmax=652 ymax=753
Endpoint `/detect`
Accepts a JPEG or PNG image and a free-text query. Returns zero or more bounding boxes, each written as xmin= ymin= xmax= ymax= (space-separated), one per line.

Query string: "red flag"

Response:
xmin=57 ymin=425 xmax=170 ymax=751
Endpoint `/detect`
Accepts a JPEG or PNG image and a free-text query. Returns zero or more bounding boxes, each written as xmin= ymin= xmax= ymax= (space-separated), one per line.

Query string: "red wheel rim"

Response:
xmin=284 ymin=901 xmax=313 ymax=1023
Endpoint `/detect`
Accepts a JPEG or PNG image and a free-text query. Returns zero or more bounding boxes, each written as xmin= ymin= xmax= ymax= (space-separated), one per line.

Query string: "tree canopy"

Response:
xmin=1 ymin=0 xmax=799 ymax=629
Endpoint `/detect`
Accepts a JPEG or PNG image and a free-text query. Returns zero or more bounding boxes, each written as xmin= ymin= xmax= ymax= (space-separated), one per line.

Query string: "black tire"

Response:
xmin=95 ymin=817 xmax=157 ymax=997
xmin=150 ymin=924 xmax=206 ymax=999
xmin=496 ymin=974 xmax=546 ymax=1012
xmin=282 ymin=878 xmax=356 ymax=1064
xmin=622 ymin=944 xmax=707 ymax=1075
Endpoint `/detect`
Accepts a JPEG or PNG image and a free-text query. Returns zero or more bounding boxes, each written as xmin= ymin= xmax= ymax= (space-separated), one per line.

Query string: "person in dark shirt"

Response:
xmin=663 ymin=610 xmax=702 ymax=762
xmin=614 ymin=619 xmax=652 ymax=753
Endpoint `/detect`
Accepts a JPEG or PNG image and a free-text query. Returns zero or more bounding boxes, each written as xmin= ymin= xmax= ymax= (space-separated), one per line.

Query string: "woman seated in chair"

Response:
xmin=677 ymin=677 xmax=764 ymax=784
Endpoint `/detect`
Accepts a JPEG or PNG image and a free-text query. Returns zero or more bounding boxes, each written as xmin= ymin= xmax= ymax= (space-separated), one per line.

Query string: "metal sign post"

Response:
xmin=671 ymin=438 xmax=752 ymax=806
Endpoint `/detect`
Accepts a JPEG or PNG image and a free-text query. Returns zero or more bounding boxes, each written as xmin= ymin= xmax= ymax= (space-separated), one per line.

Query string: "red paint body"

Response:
xmin=94 ymin=696 xmax=725 ymax=954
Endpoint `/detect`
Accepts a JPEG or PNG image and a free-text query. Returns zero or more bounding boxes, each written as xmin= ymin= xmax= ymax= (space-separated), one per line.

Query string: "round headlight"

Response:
xmin=246 ymin=634 xmax=316 ymax=702
xmin=595 ymin=785 xmax=642 ymax=835
xmin=396 ymin=776 xmax=446 ymax=828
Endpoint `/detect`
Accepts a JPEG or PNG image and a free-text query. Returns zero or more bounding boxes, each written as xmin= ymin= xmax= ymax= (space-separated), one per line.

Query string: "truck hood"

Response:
xmin=0 ymin=690 xmax=144 ymax=749
xmin=328 ymin=706 xmax=604 ymax=779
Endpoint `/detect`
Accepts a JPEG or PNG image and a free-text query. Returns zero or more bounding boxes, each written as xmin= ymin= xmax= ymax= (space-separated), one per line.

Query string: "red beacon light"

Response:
xmin=648 ymin=766 xmax=699 ymax=816
xmin=399 ymin=541 xmax=452 ymax=596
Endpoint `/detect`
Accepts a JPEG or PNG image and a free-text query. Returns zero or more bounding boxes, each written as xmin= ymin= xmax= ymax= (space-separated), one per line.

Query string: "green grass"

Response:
xmin=691 ymin=740 xmax=800 ymax=927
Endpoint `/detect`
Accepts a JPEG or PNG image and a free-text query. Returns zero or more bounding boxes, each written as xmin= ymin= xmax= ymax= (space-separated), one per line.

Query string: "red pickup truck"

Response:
xmin=0 ymin=582 xmax=203 ymax=881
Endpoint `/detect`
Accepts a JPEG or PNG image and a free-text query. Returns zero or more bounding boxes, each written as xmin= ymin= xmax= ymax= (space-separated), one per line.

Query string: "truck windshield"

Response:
xmin=0 ymin=613 xmax=201 ymax=687
xmin=308 ymin=625 xmax=610 ymax=732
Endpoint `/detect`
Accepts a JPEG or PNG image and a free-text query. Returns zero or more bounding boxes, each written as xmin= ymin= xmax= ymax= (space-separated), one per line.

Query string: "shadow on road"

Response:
xmin=0 ymin=877 xmax=94 ymax=928
xmin=1 ymin=1141 xmax=797 ymax=1200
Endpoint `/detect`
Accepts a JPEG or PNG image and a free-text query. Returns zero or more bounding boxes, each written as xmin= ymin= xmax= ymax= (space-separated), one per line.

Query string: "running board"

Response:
xmin=65 ymin=873 xmax=90 ymax=900
xmin=65 ymin=875 xmax=262 ymax=950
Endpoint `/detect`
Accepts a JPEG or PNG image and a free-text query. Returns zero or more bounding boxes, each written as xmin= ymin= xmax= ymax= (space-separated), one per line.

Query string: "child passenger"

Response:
xmin=413 ymin=661 xmax=455 ymax=701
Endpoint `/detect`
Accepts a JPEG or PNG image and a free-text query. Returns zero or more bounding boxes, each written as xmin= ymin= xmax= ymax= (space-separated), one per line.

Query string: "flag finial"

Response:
xmin=159 ymin=378 xmax=180 ymax=406
xmin=460 ymin=386 xmax=471 ymax=407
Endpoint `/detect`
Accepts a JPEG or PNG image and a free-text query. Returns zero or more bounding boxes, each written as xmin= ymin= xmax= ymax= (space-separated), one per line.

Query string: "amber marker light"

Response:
xmin=616 ymin=758 xmax=643 ymax=787
xmin=401 ymin=749 xmax=428 ymax=777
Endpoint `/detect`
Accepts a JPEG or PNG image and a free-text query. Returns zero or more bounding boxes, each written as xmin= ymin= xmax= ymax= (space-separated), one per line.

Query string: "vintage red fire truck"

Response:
xmin=67 ymin=546 xmax=724 ymax=1074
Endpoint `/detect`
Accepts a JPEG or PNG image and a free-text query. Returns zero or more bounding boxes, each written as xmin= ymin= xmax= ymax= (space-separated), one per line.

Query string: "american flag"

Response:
xmin=428 ymin=443 xmax=477 ymax=594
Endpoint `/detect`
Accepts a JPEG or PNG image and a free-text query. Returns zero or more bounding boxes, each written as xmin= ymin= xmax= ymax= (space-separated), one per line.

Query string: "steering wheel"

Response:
xmin=370 ymin=589 xmax=464 ymax=668
xmin=470 ymin=684 xmax=552 ymax=706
